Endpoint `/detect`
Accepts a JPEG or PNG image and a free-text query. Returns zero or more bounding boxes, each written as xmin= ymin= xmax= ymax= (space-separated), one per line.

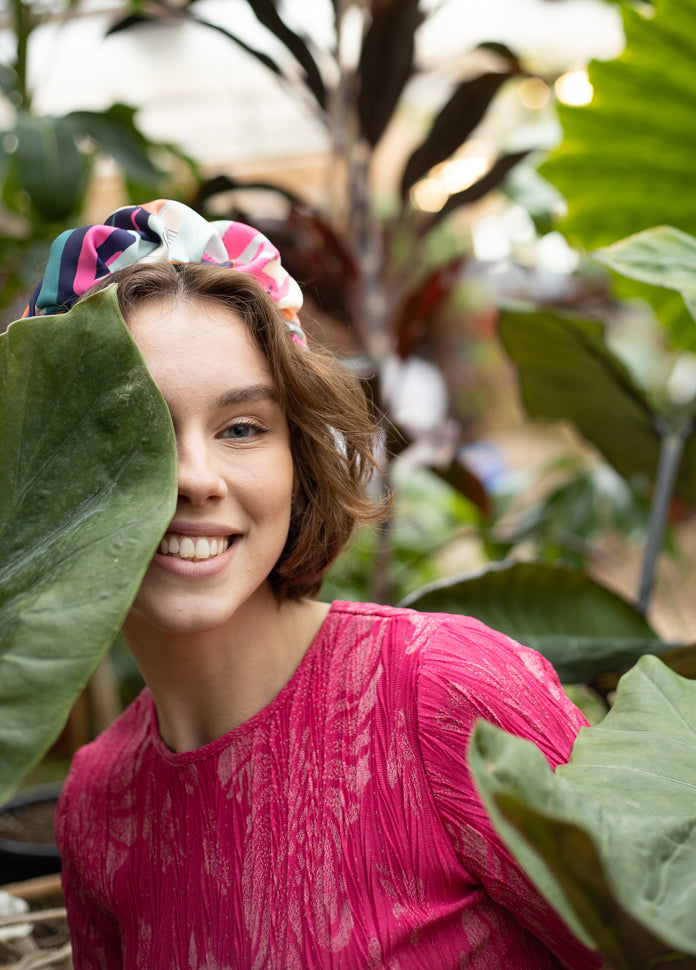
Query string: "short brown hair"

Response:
xmin=85 ymin=262 xmax=385 ymax=600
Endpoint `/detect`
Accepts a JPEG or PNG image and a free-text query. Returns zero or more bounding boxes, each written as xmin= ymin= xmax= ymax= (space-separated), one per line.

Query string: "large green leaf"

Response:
xmin=0 ymin=287 xmax=177 ymax=803
xmin=499 ymin=307 xmax=696 ymax=505
xmin=540 ymin=0 xmax=696 ymax=348
xmin=11 ymin=112 xmax=91 ymax=221
xmin=399 ymin=560 xmax=664 ymax=682
xmin=468 ymin=655 xmax=696 ymax=969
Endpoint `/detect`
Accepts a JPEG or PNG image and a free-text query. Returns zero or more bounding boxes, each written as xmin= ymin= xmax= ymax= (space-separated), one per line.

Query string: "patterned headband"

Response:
xmin=24 ymin=199 xmax=307 ymax=347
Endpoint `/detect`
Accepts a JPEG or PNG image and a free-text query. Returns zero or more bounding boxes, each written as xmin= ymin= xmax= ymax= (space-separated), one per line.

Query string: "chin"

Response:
xmin=124 ymin=581 xmax=277 ymax=639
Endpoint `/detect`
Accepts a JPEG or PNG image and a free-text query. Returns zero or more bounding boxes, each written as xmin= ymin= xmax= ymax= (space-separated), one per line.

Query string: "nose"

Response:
xmin=176 ymin=431 xmax=228 ymax=506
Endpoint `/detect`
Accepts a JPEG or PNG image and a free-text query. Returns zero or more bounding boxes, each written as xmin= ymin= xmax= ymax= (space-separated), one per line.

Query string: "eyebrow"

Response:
xmin=212 ymin=384 xmax=280 ymax=409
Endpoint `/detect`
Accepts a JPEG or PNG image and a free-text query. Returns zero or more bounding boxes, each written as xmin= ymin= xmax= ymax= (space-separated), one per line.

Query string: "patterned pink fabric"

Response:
xmin=23 ymin=199 xmax=307 ymax=347
xmin=56 ymin=602 xmax=602 ymax=970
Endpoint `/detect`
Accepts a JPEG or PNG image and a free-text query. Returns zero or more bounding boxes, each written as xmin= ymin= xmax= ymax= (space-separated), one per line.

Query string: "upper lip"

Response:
xmin=164 ymin=521 xmax=239 ymax=537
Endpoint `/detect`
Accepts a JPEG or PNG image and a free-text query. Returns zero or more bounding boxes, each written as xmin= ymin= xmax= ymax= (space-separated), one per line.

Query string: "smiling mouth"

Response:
xmin=158 ymin=534 xmax=232 ymax=561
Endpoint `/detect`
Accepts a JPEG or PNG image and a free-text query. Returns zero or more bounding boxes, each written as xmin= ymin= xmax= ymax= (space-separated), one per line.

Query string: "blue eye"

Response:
xmin=221 ymin=422 xmax=265 ymax=440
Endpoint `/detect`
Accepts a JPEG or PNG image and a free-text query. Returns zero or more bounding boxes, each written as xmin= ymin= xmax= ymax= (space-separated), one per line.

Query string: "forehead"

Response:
xmin=125 ymin=296 xmax=274 ymax=393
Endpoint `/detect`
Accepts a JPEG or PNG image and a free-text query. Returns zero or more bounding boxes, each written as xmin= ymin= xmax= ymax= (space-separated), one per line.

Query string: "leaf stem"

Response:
xmin=9 ymin=0 xmax=31 ymax=109
xmin=638 ymin=429 xmax=687 ymax=614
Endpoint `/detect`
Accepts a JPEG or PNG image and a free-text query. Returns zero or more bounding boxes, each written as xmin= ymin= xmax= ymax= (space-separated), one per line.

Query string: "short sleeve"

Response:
xmin=56 ymin=761 xmax=123 ymax=970
xmin=415 ymin=614 xmax=602 ymax=970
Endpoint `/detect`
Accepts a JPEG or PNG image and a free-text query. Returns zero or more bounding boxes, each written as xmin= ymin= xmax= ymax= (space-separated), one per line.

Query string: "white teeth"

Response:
xmin=159 ymin=534 xmax=229 ymax=561
xmin=179 ymin=537 xmax=196 ymax=559
xmin=195 ymin=538 xmax=210 ymax=559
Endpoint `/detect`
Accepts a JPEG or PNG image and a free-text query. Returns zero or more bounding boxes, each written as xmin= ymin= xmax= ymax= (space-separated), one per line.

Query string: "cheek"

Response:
xmin=239 ymin=453 xmax=295 ymax=515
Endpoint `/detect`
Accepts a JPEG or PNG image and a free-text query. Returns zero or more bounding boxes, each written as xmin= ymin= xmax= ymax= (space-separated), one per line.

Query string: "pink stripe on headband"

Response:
xmin=26 ymin=199 xmax=307 ymax=348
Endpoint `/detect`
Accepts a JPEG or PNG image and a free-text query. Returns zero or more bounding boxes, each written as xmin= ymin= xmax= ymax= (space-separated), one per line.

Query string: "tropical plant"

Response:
xmin=539 ymin=0 xmax=696 ymax=349
xmin=0 ymin=287 xmax=177 ymax=804
xmin=468 ymin=655 xmax=696 ymax=970
xmin=403 ymin=224 xmax=696 ymax=696
xmin=396 ymin=0 xmax=696 ymax=694
xmin=0 ymin=0 xmax=200 ymax=312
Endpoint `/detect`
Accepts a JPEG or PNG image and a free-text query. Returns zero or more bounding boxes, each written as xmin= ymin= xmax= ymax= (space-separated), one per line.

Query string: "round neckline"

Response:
xmin=146 ymin=600 xmax=338 ymax=765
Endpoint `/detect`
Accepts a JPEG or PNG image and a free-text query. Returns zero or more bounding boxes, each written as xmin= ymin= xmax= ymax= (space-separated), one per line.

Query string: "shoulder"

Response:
xmin=326 ymin=599 xmax=475 ymax=655
xmin=394 ymin=606 xmax=588 ymax=773
xmin=327 ymin=601 xmax=582 ymax=730
xmin=56 ymin=690 xmax=153 ymax=844
xmin=70 ymin=688 xmax=153 ymax=778
xmin=322 ymin=601 xmax=464 ymax=689
xmin=328 ymin=600 xmax=556 ymax=684
xmin=328 ymin=601 xmax=585 ymax=760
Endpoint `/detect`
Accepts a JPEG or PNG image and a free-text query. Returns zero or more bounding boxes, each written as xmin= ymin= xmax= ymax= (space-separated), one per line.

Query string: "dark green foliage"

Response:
xmin=0 ymin=289 xmax=177 ymax=802
xmin=400 ymin=560 xmax=674 ymax=684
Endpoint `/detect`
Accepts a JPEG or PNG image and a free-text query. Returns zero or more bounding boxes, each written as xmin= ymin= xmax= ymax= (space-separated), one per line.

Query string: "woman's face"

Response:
xmin=125 ymin=297 xmax=295 ymax=635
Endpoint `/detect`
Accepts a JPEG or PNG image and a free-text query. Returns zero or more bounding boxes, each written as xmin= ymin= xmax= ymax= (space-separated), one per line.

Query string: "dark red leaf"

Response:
xmin=106 ymin=12 xmax=159 ymax=34
xmin=188 ymin=15 xmax=286 ymax=80
xmin=392 ymin=258 xmax=465 ymax=357
xmin=400 ymin=71 xmax=517 ymax=200
xmin=244 ymin=0 xmax=326 ymax=110
xmin=387 ymin=417 xmax=490 ymax=512
xmin=476 ymin=41 xmax=522 ymax=71
xmin=193 ymin=174 xmax=305 ymax=210
xmin=432 ymin=454 xmax=490 ymax=514
xmin=107 ymin=7 xmax=285 ymax=81
xmin=357 ymin=0 xmax=423 ymax=146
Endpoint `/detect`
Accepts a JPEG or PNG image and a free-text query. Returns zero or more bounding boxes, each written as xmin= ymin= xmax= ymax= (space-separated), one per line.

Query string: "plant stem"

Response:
xmin=638 ymin=428 xmax=687 ymax=614
xmin=10 ymin=0 xmax=31 ymax=109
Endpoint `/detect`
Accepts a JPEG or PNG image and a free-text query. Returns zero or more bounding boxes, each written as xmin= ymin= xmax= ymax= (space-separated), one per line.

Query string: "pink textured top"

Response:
xmin=56 ymin=602 xmax=601 ymax=970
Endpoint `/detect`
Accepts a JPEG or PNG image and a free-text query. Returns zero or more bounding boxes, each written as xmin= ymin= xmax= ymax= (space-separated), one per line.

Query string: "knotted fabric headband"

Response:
xmin=24 ymin=198 xmax=307 ymax=347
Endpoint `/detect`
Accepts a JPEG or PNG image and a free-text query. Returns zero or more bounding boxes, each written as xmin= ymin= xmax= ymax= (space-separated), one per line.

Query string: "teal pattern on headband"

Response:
xmin=24 ymin=199 xmax=307 ymax=347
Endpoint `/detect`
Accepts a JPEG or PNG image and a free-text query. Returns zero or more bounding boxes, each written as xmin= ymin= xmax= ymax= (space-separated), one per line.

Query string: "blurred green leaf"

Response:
xmin=499 ymin=307 xmax=696 ymax=505
xmin=594 ymin=226 xmax=696 ymax=322
xmin=0 ymin=63 xmax=18 ymax=99
xmin=67 ymin=104 xmax=165 ymax=186
xmin=400 ymin=560 xmax=664 ymax=682
xmin=540 ymin=0 xmax=696 ymax=348
xmin=468 ymin=655 xmax=696 ymax=968
xmin=0 ymin=288 xmax=177 ymax=803
xmin=498 ymin=462 xmax=652 ymax=567
xmin=12 ymin=112 xmax=91 ymax=221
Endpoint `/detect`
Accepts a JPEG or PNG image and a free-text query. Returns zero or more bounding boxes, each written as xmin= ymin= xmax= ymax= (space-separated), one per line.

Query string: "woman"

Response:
xmin=29 ymin=200 xmax=601 ymax=968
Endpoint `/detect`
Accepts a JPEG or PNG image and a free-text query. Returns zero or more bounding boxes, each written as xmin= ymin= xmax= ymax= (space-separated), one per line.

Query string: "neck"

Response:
xmin=122 ymin=592 xmax=330 ymax=753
